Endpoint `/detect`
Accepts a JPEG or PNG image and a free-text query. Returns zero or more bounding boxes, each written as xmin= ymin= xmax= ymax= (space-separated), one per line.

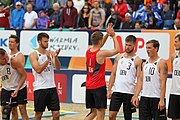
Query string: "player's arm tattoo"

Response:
xmin=163 ymin=63 xmax=168 ymax=75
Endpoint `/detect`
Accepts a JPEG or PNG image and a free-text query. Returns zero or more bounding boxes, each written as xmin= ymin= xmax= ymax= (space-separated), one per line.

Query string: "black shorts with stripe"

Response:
xmin=1 ymin=86 xmax=27 ymax=107
xmin=168 ymin=94 xmax=180 ymax=119
xmin=86 ymin=86 xmax=107 ymax=109
xmin=34 ymin=87 xmax=60 ymax=112
xmin=139 ymin=96 xmax=167 ymax=120
xmin=109 ymin=92 xmax=136 ymax=113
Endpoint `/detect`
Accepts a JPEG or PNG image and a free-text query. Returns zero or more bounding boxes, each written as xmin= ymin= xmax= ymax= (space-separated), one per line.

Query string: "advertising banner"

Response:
xmin=72 ymin=74 xmax=111 ymax=104
xmin=0 ymin=30 xmax=16 ymax=52
xmin=26 ymin=72 xmax=67 ymax=102
xmin=20 ymin=31 xmax=89 ymax=57
xmin=102 ymin=32 xmax=170 ymax=60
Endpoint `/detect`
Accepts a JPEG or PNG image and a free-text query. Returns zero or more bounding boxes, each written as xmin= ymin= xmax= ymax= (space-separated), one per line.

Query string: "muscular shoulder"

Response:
xmin=134 ymin=56 xmax=142 ymax=66
xmin=29 ymin=51 xmax=38 ymax=60
xmin=114 ymin=53 xmax=121 ymax=63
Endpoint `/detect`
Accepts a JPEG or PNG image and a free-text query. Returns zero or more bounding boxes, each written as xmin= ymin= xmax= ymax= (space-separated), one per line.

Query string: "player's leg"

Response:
xmin=109 ymin=92 xmax=123 ymax=120
xmin=123 ymin=93 xmax=136 ymax=120
xmin=168 ymin=94 xmax=180 ymax=120
xmin=152 ymin=98 xmax=166 ymax=120
xmin=11 ymin=107 xmax=18 ymax=120
xmin=139 ymin=97 xmax=152 ymax=120
xmin=1 ymin=89 xmax=14 ymax=120
xmin=94 ymin=86 xmax=107 ymax=120
xmin=84 ymin=108 xmax=97 ymax=120
xmin=85 ymin=89 xmax=97 ymax=120
xmin=47 ymin=88 xmax=60 ymax=120
xmin=34 ymin=89 xmax=47 ymax=120
xmin=17 ymin=86 xmax=28 ymax=120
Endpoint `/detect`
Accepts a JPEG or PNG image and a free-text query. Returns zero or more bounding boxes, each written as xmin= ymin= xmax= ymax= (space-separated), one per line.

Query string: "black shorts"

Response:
xmin=34 ymin=87 xmax=60 ymax=112
xmin=86 ymin=86 xmax=107 ymax=109
xmin=109 ymin=92 xmax=136 ymax=114
xmin=139 ymin=96 xmax=167 ymax=120
xmin=1 ymin=86 xmax=27 ymax=107
xmin=168 ymin=94 xmax=180 ymax=119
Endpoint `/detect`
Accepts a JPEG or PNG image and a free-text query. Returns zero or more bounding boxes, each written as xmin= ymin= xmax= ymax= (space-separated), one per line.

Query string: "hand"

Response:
xmin=46 ymin=50 xmax=51 ymax=60
xmin=107 ymin=90 xmax=112 ymax=99
xmin=55 ymin=48 xmax=61 ymax=57
xmin=158 ymin=100 xmax=165 ymax=111
xmin=94 ymin=26 xmax=100 ymax=30
xmin=69 ymin=27 xmax=74 ymax=31
xmin=58 ymin=27 xmax=62 ymax=31
xmin=131 ymin=96 xmax=139 ymax=108
xmin=11 ymin=90 xmax=18 ymax=98
xmin=106 ymin=23 xmax=115 ymax=37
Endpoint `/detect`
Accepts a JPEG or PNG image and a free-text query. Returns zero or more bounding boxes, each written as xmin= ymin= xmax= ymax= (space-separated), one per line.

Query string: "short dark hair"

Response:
xmin=146 ymin=6 xmax=151 ymax=11
xmin=125 ymin=35 xmax=136 ymax=43
xmin=91 ymin=31 xmax=103 ymax=45
xmin=175 ymin=34 xmax=180 ymax=41
xmin=146 ymin=39 xmax=160 ymax=52
xmin=0 ymin=48 xmax=6 ymax=55
xmin=9 ymin=34 xmax=19 ymax=43
xmin=37 ymin=32 xmax=49 ymax=41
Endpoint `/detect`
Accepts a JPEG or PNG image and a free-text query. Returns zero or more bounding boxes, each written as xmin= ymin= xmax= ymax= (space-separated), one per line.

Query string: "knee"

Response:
xmin=35 ymin=112 xmax=43 ymax=119
xmin=109 ymin=113 xmax=116 ymax=120
xmin=52 ymin=111 xmax=60 ymax=119
xmin=11 ymin=107 xmax=18 ymax=116
xmin=19 ymin=105 xmax=28 ymax=115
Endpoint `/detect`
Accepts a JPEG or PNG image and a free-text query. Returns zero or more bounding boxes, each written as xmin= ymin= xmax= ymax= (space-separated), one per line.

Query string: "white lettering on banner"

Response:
xmin=0 ymin=30 xmax=16 ymax=52
xmin=102 ymin=32 xmax=170 ymax=59
xmin=49 ymin=37 xmax=79 ymax=51
xmin=57 ymin=82 xmax=62 ymax=95
xmin=20 ymin=31 xmax=89 ymax=57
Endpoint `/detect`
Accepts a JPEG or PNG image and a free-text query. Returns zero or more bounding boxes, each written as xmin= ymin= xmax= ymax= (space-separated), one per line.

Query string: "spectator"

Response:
xmin=88 ymin=1 xmax=105 ymax=30
xmin=134 ymin=21 xmax=142 ymax=29
xmin=151 ymin=0 xmax=163 ymax=14
xmin=177 ymin=9 xmax=180 ymax=19
xmin=161 ymin=3 xmax=174 ymax=29
xmin=161 ymin=3 xmax=174 ymax=20
xmin=172 ymin=18 xmax=180 ymax=30
xmin=105 ymin=12 xmax=121 ymax=29
xmin=0 ymin=2 xmax=10 ymax=28
xmin=37 ymin=10 xmax=49 ymax=29
xmin=132 ymin=0 xmax=145 ymax=22
xmin=144 ymin=6 xmax=163 ymax=29
xmin=10 ymin=2 xmax=25 ymax=29
xmin=49 ymin=3 xmax=61 ymax=28
xmin=170 ymin=0 xmax=179 ymax=17
xmin=13 ymin=0 xmax=25 ymax=8
xmin=177 ymin=1 xmax=180 ymax=19
xmin=78 ymin=3 xmax=90 ymax=29
xmin=59 ymin=0 xmax=78 ymax=31
xmin=122 ymin=12 xmax=135 ymax=29
xmin=146 ymin=17 xmax=157 ymax=29
xmin=57 ymin=0 xmax=67 ymax=8
xmin=73 ymin=0 xmax=85 ymax=14
xmin=113 ymin=0 xmax=128 ymax=22
xmin=34 ymin=0 xmax=48 ymax=13
xmin=23 ymin=4 xmax=38 ymax=29
xmin=27 ymin=0 xmax=36 ymax=11
xmin=103 ymin=0 xmax=113 ymax=21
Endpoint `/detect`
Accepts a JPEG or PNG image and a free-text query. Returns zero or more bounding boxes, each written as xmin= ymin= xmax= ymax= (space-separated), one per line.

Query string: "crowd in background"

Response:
xmin=0 ymin=0 xmax=180 ymax=30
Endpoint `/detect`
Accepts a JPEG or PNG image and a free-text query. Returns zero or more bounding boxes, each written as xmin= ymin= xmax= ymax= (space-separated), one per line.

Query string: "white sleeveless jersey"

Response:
xmin=32 ymin=51 xmax=56 ymax=91
xmin=171 ymin=52 xmax=180 ymax=95
xmin=113 ymin=55 xmax=137 ymax=94
xmin=141 ymin=58 xmax=161 ymax=98
xmin=0 ymin=52 xmax=26 ymax=90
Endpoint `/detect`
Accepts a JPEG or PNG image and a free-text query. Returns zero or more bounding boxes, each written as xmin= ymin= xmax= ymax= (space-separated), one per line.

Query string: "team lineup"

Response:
xmin=0 ymin=23 xmax=180 ymax=120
